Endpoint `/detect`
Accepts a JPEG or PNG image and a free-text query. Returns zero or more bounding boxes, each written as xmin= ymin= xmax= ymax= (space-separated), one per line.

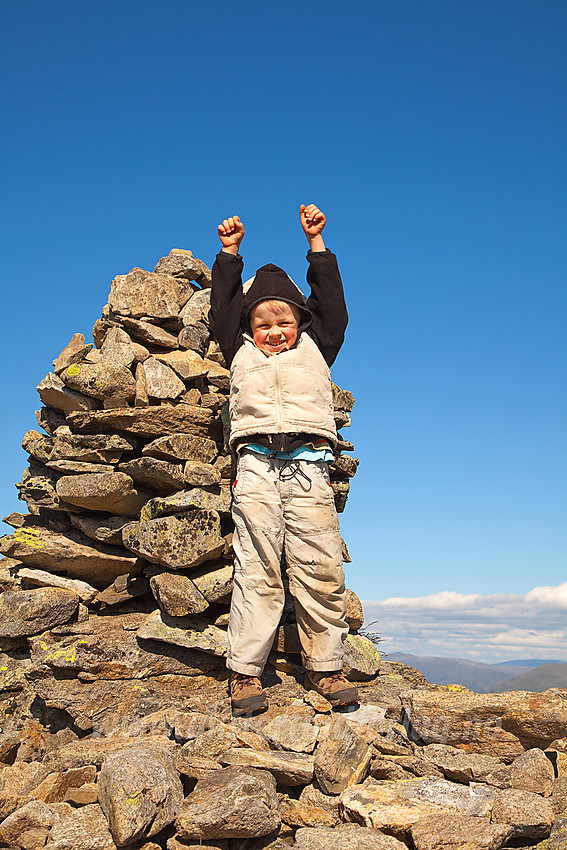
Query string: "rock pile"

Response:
xmin=1 ymin=249 xmax=566 ymax=850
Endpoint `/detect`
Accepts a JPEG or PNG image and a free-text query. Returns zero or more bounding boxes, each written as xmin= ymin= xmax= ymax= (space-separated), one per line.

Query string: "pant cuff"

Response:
xmin=302 ymin=655 xmax=343 ymax=672
xmin=226 ymin=659 xmax=264 ymax=677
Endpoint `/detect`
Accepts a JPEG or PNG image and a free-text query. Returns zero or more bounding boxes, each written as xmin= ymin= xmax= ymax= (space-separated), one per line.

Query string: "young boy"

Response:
xmin=210 ymin=204 xmax=358 ymax=715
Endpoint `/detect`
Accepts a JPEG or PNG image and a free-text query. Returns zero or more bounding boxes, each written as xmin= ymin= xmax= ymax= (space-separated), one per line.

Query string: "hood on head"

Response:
xmin=241 ymin=263 xmax=312 ymax=334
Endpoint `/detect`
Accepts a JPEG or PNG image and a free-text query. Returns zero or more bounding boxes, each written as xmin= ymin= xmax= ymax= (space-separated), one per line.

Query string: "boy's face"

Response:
xmin=250 ymin=301 xmax=300 ymax=355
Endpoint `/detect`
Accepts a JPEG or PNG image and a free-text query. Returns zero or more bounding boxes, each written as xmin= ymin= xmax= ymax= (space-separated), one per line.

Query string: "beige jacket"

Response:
xmin=229 ymin=333 xmax=337 ymax=449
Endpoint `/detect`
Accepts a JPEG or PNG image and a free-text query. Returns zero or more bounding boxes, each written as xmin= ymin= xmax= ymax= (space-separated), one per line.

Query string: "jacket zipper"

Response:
xmin=274 ymin=355 xmax=282 ymax=432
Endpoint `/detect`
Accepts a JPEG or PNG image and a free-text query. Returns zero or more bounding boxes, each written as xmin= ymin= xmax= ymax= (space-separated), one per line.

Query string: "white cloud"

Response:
xmin=362 ymin=582 xmax=567 ymax=663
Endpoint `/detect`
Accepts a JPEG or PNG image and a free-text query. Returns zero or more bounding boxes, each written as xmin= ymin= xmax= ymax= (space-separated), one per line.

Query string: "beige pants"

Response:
xmin=227 ymin=449 xmax=348 ymax=676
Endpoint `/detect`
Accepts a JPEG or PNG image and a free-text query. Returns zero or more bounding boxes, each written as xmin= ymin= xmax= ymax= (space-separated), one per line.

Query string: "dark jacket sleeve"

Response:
xmin=209 ymin=251 xmax=245 ymax=368
xmin=304 ymin=249 xmax=348 ymax=367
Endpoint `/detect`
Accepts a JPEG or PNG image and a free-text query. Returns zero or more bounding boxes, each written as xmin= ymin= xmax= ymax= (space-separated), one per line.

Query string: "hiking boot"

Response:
xmin=230 ymin=673 xmax=268 ymax=716
xmin=304 ymin=670 xmax=359 ymax=707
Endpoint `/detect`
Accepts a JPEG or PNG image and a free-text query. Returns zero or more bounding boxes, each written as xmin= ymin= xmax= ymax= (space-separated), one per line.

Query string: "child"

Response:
xmin=210 ymin=204 xmax=358 ymax=715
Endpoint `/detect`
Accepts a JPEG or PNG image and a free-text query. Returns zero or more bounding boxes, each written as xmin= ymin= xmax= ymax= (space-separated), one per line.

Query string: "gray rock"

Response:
xmin=535 ymin=813 xmax=567 ymax=849
xmin=262 ymin=714 xmax=318 ymax=753
xmin=491 ymin=788 xmax=554 ymax=840
xmin=396 ymin=776 xmax=495 ymax=816
xmin=219 ymin=748 xmax=315 ymax=786
xmin=0 ymin=799 xmax=55 ymax=848
xmin=152 ymin=350 xmax=208 ymax=381
xmin=99 ymin=326 xmax=136 ymax=368
xmin=0 ymin=762 xmax=51 ymax=818
xmin=142 ymin=358 xmax=186 ymax=399
xmin=345 ymin=589 xmax=363 ymax=630
xmin=295 ymin=825 xmax=406 ymax=850
xmin=108 ymin=267 xmax=182 ymax=319
xmin=140 ymin=487 xmax=231 ymax=520
xmin=0 ymin=587 xmax=79 ymax=638
xmin=178 ymin=323 xmax=209 ymax=355
xmin=47 ymin=459 xmax=114 ymax=474
xmin=400 ymin=690 xmax=567 ymax=757
xmin=409 ymin=814 xmax=513 ymax=850
xmin=342 ymin=636 xmax=380 ymax=681
xmin=421 ymin=743 xmax=505 ymax=783
xmin=191 ymin=561 xmax=234 ymax=603
xmin=314 ymin=715 xmax=372 ymax=794
xmin=16 ymin=463 xmax=64 ymax=511
xmin=142 ymin=433 xmax=218 ymax=463
xmin=67 ymin=404 xmax=220 ymax=440
xmin=62 ymin=361 xmax=136 ymax=404
xmin=184 ymin=460 xmax=221 ymax=486
xmin=98 ymin=744 xmax=183 ymax=846
xmin=69 ymin=514 xmax=132 ymax=546
xmin=53 ymin=332 xmax=94 ymax=373
xmin=0 ymin=526 xmax=141 ymax=586
xmin=150 ymin=572 xmax=208 ymax=616
xmin=22 ymin=430 xmax=54 ymax=463
xmin=45 ymin=803 xmax=116 ymax=850
xmin=203 ymin=359 xmax=229 ymax=390
xmin=154 ymin=250 xmax=211 ymax=287
xmin=50 ymin=432 xmax=135 ymax=463
xmin=118 ymin=457 xmax=186 ymax=494
xmin=484 ymin=747 xmax=555 ymax=796
xmin=17 ymin=568 xmax=98 ymax=603
xmin=122 ymin=511 xmax=224 ymax=569
xmin=56 ymin=472 xmax=150 ymax=517
xmin=36 ymin=373 xmax=99 ymax=414
xmin=181 ymin=725 xmax=240 ymax=759
xmin=117 ymin=316 xmax=179 ymax=348
xmin=137 ymin=609 xmax=228 ymax=656
xmin=175 ymin=767 xmax=280 ymax=840
xmin=35 ymin=406 xmax=67 ymax=435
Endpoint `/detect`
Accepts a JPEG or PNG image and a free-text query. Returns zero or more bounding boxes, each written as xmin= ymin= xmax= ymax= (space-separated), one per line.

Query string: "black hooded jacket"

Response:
xmin=209 ymin=249 xmax=348 ymax=369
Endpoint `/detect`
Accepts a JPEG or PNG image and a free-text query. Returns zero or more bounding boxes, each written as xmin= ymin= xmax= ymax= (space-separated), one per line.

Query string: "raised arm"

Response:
xmin=300 ymin=204 xmax=348 ymax=366
xmin=209 ymin=215 xmax=246 ymax=367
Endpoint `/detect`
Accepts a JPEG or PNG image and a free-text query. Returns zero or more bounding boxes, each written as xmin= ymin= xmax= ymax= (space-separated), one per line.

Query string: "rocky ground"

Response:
xmin=1 ymin=248 xmax=566 ymax=850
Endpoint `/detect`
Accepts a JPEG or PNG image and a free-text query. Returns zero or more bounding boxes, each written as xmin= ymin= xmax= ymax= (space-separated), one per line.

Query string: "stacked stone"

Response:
xmin=0 ymin=247 xmax=376 ymax=680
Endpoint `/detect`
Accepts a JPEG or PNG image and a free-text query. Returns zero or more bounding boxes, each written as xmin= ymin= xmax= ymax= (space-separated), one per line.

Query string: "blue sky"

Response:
xmin=2 ymin=1 xmax=566 ymax=662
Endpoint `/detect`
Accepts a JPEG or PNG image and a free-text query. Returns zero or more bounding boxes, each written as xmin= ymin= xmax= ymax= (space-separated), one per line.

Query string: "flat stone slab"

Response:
xmin=295 ymin=825 xmax=407 ymax=850
xmin=137 ymin=609 xmax=228 ymax=657
xmin=0 ymin=527 xmax=141 ymax=586
xmin=142 ymin=433 xmax=218 ymax=463
xmin=67 ymin=404 xmax=220 ymax=439
xmin=117 ymin=316 xmax=180 ymax=348
xmin=118 ymin=457 xmax=186 ymax=494
xmin=401 ymin=690 xmax=567 ymax=756
xmin=219 ymin=748 xmax=314 ymax=786
xmin=0 ymin=587 xmax=79 ymax=638
xmin=175 ymin=766 xmax=280 ymax=840
xmin=122 ymin=510 xmax=224 ymax=569
xmin=409 ymin=814 xmax=513 ymax=850
xmin=190 ymin=561 xmax=234 ymax=603
xmin=339 ymin=776 xmax=495 ymax=837
xmin=50 ymin=432 xmax=135 ymax=463
xmin=16 ymin=568 xmax=98 ymax=603
xmin=153 ymin=350 xmax=208 ymax=381
xmin=36 ymin=373 xmax=99 ymax=414
xmin=141 ymin=487 xmax=231 ymax=520
xmin=56 ymin=472 xmax=150 ymax=517
xmin=42 ymin=803 xmax=116 ymax=850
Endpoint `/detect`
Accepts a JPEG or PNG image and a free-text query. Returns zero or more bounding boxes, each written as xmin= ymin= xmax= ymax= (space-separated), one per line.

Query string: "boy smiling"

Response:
xmin=210 ymin=204 xmax=358 ymax=715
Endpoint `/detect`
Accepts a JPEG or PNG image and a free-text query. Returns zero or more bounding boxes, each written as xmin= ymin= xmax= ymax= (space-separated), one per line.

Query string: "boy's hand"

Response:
xmin=218 ymin=216 xmax=245 ymax=255
xmin=300 ymin=204 xmax=326 ymax=251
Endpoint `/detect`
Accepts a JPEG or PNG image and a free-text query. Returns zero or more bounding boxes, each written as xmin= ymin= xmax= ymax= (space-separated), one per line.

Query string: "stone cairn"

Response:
xmin=0 ymin=250 xmax=566 ymax=850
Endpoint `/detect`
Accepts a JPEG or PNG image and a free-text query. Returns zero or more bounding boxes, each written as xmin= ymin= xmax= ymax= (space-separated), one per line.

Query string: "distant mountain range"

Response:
xmin=388 ymin=653 xmax=567 ymax=693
